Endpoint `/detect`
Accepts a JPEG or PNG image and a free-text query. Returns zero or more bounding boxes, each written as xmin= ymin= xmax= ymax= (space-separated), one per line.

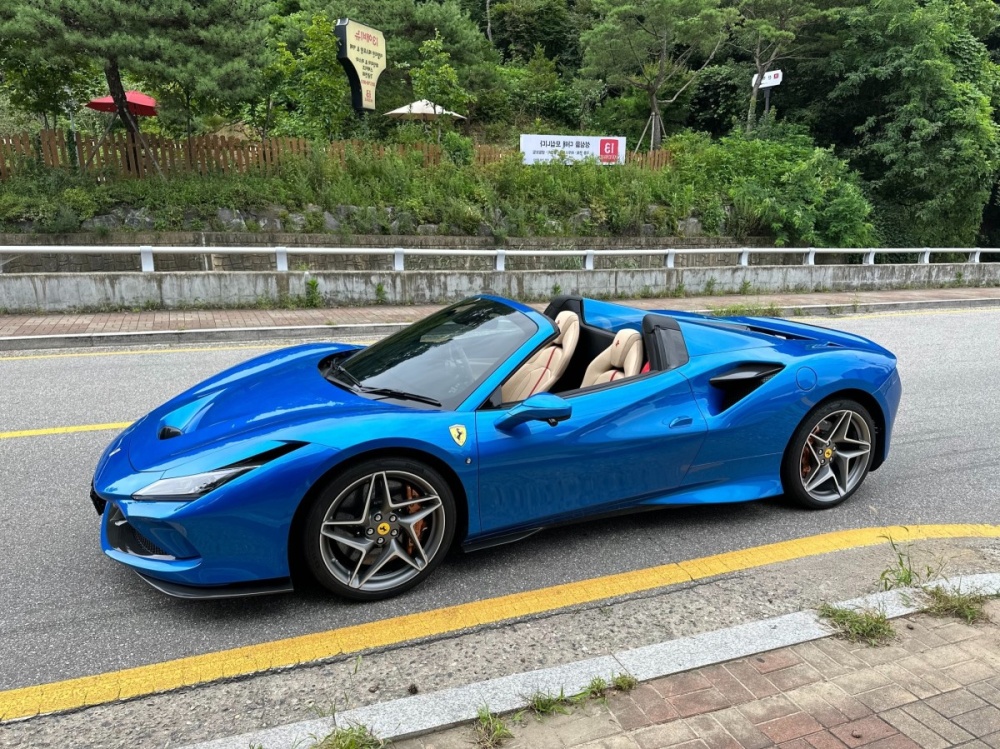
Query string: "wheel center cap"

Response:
xmin=376 ymin=522 xmax=391 ymax=536
xmin=824 ymin=448 xmax=833 ymax=459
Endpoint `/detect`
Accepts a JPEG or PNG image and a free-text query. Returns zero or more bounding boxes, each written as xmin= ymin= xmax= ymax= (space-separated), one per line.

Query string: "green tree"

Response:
xmin=412 ymin=31 xmax=475 ymax=114
xmin=733 ymin=0 xmax=823 ymax=131
xmin=581 ymin=0 xmax=736 ymax=149
xmin=492 ymin=0 xmax=579 ymax=69
xmin=0 ymin=1 xmax=266 ymax=142
xmin=808 ymin=0 xmax=1000 ymax=246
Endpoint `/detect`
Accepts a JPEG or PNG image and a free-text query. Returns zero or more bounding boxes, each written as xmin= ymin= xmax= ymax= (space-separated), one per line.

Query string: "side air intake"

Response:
xmin=710 ymin=363 xmax=784 ymax=411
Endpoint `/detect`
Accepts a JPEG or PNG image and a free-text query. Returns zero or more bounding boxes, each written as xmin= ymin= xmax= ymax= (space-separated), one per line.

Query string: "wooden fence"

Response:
xmin=0 ymin=130 xmax=670 ymax=180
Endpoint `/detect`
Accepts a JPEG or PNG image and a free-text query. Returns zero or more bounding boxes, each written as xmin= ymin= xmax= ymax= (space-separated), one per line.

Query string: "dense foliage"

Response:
xmin=1 ymin=0 xmax=999 ymax=246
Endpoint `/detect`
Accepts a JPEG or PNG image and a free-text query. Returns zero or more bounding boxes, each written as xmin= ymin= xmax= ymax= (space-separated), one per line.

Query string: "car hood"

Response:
xmin=127 ymin=343 xmax=403 ymax=472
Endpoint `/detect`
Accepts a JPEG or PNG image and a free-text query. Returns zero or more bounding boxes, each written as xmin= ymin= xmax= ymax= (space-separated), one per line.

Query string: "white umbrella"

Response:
xmin=384 ymin=99 xmax=466 ymax=121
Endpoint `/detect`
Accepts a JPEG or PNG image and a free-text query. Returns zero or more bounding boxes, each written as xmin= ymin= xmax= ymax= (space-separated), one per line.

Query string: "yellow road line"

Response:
xmin=799 ymin=305 xmax=1000 ymax=322
xmin=2 ymin=523 xmax=998 ymax=722
xmin=0 ymin=422 xmax=132 ymax=440
xmin=0 ymin=345 xmax=277 ymax=362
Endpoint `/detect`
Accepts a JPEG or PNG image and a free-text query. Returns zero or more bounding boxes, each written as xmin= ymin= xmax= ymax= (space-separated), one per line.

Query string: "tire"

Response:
xmin=303 ymin=457 xmax=457 ymax=601
xmin=782 ymin=399 xmax=876 ymax=509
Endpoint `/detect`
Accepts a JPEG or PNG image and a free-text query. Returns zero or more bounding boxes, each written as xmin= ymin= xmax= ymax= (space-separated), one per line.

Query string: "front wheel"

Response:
xmin=782 ymin=399 xmax=875 ymax=509
xmin=303 ymin=458 xmax=456 ymax=601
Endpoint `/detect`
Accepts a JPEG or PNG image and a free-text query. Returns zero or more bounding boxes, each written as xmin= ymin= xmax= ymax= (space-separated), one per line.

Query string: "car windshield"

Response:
xmin=337 ymin=298 xmax=540 ymax=410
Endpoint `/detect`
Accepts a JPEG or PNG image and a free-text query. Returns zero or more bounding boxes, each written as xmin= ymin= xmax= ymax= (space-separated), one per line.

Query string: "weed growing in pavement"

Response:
xmin=923 ymin=586 xmax=993 ymax=624
xmin=818 ymin=604 xmax=894 ymax=646
xmin=312 ymin=724 xmax=386 ymax=749
xmin=739 ymin=279 xmax=753 ymax=295
xmin=374 ymin=282 xmax=388 ymax=305
xmin=878 ymin=536 xmax=941 ymax=591
xmin=612 ymin=673 xmax=638 ymax=692
xmin=709 ymin=302 xmax=782 ymax=318
xmin=525 ymin=689 xmax=573 ymax=717
xmin=305 ymin=277 xmax=322 ymax=308
xmin=585 ymin=676 xmax=609 ymax=699
xmin=474 ymin=706 xmax=513 ymax=748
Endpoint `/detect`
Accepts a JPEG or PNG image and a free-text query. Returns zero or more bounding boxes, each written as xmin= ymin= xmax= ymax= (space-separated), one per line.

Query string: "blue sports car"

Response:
xmin=91 ymin=295 xmax=902 ymax=600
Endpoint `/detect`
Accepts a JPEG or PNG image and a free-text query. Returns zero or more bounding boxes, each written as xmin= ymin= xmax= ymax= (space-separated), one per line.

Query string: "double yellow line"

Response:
xmin=2 ymin=523 xmax=998 ymax=722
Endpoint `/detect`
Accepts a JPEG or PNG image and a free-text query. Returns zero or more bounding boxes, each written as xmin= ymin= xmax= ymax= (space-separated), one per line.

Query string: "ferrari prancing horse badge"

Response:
xmin=449 ymin=424 xmax=467 ymax=447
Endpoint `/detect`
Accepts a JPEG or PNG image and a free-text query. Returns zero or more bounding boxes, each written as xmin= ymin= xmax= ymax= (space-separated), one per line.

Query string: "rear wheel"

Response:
xmin=303 ymin=458 xmax=456 ymax=601
xmin=782 ymin=399 xmax=875 ymax=509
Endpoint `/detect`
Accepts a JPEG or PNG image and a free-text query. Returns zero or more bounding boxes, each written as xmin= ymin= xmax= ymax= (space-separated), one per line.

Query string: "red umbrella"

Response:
xmin=86 ymin=90 xmax=157 ymax=117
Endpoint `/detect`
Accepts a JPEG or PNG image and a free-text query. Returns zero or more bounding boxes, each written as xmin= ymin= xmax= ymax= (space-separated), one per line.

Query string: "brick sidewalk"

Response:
xmin=400 ymin=608 xmax=1000 ymax=749
xmin=3 ymin=288 xmax=1000 ymax=338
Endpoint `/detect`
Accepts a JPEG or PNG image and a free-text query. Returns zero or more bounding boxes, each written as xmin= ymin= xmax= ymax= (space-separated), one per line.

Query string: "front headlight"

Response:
xmin=132 ymin=467 xmax=252 ymax=501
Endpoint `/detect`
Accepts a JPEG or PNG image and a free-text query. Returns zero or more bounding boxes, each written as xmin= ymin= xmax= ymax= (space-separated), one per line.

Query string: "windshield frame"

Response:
xmin=337 ymin=297 xmax=544 ymax=411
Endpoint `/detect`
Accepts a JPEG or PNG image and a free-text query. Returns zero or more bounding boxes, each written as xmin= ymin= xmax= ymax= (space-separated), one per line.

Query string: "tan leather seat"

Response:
xmin=502 ymin=311 xmax=580 ymax=402
xmin=580 ymin=329 xmax=643 ymax=388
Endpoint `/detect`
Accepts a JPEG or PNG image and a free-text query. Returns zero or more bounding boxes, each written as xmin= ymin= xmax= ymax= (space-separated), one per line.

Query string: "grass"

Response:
xmin=312 ymin=724 xmax=386 ymax=749
xmin=709 ymin=302 xmax=783 ymax=318
xmin=525 ymin=689 xmax=574 ymax=717
xmin=923 ymin=586 xmax=993 ymax=624
xmin=612 ymin=673 xmax=639 ymax=692
xmin=474 ymin=706 xmax=513 ymax=748
xmin=878 ymin=536 xmax=940 ymax=591
xmin=818 ymin=604 xmax=895 ymax=646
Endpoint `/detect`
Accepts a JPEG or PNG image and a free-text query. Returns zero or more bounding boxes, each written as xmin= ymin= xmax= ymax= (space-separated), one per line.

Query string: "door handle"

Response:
xmin=669 ymin=416 xmax=693 ymax=428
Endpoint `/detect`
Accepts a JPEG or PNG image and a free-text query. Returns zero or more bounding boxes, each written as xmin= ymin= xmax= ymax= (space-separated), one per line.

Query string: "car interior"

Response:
xmin=493 ymin=295 xmax=691 ymax=406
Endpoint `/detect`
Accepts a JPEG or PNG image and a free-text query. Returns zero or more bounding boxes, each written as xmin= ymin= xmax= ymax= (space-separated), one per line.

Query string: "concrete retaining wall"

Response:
xmin=1 ymin=263 xmax=997 ymax=312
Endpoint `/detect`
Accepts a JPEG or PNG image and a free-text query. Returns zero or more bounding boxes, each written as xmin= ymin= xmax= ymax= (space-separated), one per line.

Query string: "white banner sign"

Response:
xmin=751 ymin=70 xmax=783 ymax=89
xmin=520 ymin=134 xmax=626 ymax=165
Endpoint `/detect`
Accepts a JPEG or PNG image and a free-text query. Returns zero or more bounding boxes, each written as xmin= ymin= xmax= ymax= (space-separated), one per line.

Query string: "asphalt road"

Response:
xmin=1 ymin=308 xmax=998 ymax=692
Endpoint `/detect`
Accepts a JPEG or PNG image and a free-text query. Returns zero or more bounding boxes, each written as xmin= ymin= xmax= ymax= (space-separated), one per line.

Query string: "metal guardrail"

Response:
xmin=0 ymin=245 xmax=989 ymax=273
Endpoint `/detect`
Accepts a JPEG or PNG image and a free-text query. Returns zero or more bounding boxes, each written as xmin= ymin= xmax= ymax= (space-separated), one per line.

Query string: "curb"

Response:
xmin=178 ymin=572 xmax=1000 ymax=749
xmin=2 ymin=296 xmax=1000 ymax=352
xmin=0 ymin=323 xmax=409 ymax=351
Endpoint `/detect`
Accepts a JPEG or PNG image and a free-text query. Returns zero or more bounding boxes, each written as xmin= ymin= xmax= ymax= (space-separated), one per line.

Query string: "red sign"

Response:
xmin=599 ymin=139 xmax=619 ymax=164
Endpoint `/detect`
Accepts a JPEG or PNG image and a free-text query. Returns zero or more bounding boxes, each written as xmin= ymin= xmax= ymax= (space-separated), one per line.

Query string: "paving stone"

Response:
xmin=833 ymin=671 xmax=894 ymax=696
xmin=785 ymin=684 xmax=851 ymax=728
xmin=577 ymin=734 xmax=642 ymax=748
xmin=807 ymin=682 xmax=874 ymax=721
xmin=768 ymin=664 xmax=826 ymax=692
xmin=969 ymin=682 xmax=1000 ymax=709
xmin=862 ymin=736 xmax=922 ymax=749
xmin=895 ymin=656 xmax=963 ymax=693
xmin=670 ymin=688 xmax=732 ymax=718
xmin=880 ymin=707 xmax=951 ymax=749
xmin=423 ymin=727 xmax=478 ymax=749
xmin=982 ymin=731 xmax=1000 ymax=748
xmin=805 ymin=732 xmax=851 ymax=749
xmin=726 ymin=661 xmax=783 ymax=699
xmin=701 ymin=664 xmax=757 ymax=705
xmin=853 ymin=648 xmax=913 ymax=669
xmin=854 ymin=685 xmax=919 ymax=712
xmin=934 ymin=623 xmax=984 ymax=644
xmin=925 ymin=689 xmax=989 ymax=718
xmin=778 ymin=740 xmax=813 ymax=749
xmin=610 ymin=701 xmax=653 ymax=731
xmin=630 ymin=684 xmax=680 ymax=724
xmin=830 ymin=716 xmax=898 ymax=748
xmin=944 ymin=661 xmax=999 ymax=686
xmin=873 ymin=664 xmax=942 ymax=700
xmin=631 ymin=721 xmax=697 ymax=749
xmin=552 ymin=711 xmax=623 ymax=745
xmin=739 ymin=695 xmax=800 ymax=724
xmin=793 ymin=642 xmax=857 ymax=678
xmin=923 ymin=645 xmax=976 ymax=670
xmin=712 ymin=707 xmax=775 ymax=749
xmin=752 ymin=650 xmax=805 ymax=675
xmin=685 ymin=714 xmax=743 ymax=749
xmin=951 ymin=706 xmax=1000 ymax=738
xmin=902 ymin=702 xmax=975 ymax=744
xmin=758 ymin=712 xmax=825 ymax=743
xmin=652 ymin=672 xmax=713 ymax=698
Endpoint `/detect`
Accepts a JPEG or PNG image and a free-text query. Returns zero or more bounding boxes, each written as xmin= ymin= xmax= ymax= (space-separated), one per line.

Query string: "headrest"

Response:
xmin=553 ymin=310 xmax=579 ymax=345
xmin=609 ymin=328 xmax=642 ymax=369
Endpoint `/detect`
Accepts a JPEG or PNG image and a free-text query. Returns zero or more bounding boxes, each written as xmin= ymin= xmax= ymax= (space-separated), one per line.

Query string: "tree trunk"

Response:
xmin=486 ymin=0 xmax=493 ymax=43
xmin=104 ymin=58 xmax=139 ymax=137
xmin=747 ymin=79 xmax=761 ymax=132
xmin=650 ymin=91 xmax=663 ymax=150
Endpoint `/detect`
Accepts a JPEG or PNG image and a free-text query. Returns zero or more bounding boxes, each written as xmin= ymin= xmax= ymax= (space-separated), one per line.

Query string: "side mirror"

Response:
xmin=496 ymin=393 xmax=572 ymax=431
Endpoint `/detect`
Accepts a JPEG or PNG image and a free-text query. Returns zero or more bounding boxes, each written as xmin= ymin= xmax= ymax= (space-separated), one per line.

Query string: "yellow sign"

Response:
xmin=449 ymin=425 xmax=467 ymax=447
xmin=336 ymin=19 xmax=387 ymax=111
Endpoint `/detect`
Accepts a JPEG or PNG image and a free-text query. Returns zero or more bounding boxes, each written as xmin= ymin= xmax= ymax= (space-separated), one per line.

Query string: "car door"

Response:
xmin=473 ymin=371 xmax=707 ymax=535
